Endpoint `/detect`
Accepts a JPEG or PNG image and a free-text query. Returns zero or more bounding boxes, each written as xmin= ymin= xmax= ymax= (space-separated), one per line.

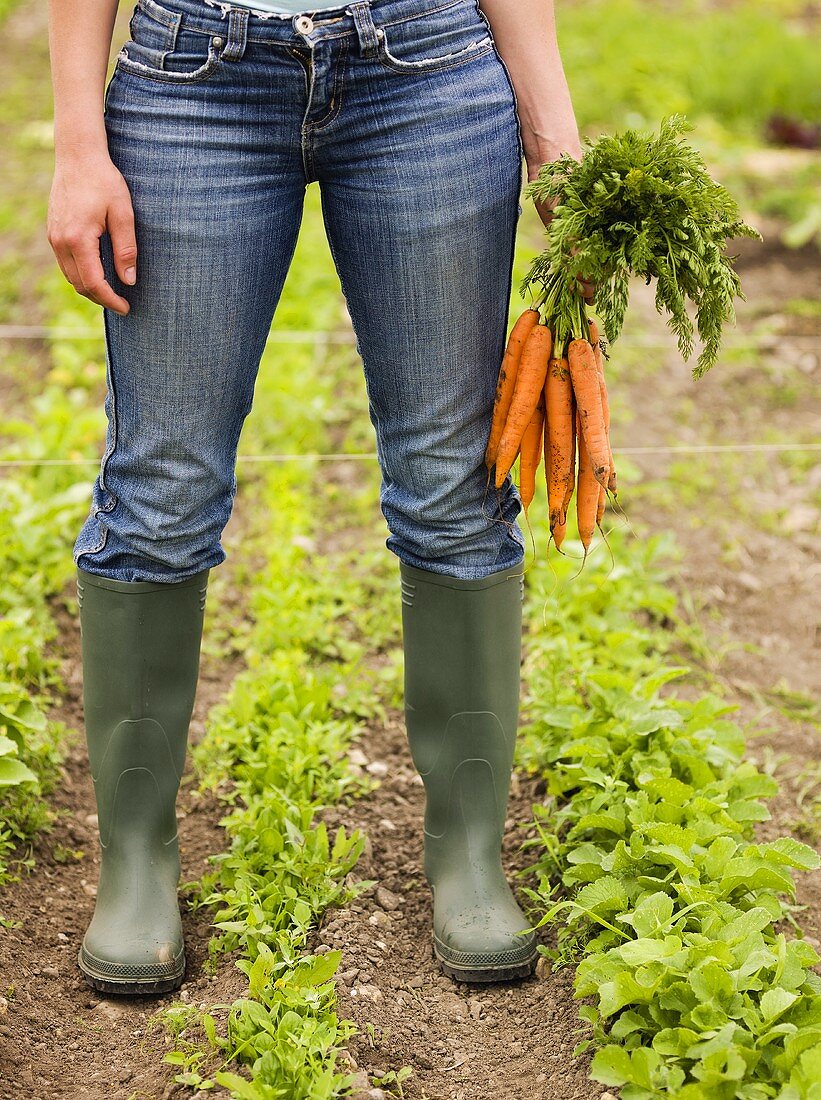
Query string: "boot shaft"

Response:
xmin=399 ymin=562 xmax=524 ymax=868
xmin=77 ymin=568 xmax=209 ymax=847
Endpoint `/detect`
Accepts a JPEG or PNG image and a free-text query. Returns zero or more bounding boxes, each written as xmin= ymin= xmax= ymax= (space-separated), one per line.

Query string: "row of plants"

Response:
xmin=159 ymin=193 xmax=399 ymax=1098
xmin=517 ymin=514 xmax=820 ymax=1097
xmin=0 ymin=284 xmax=112 ymax=888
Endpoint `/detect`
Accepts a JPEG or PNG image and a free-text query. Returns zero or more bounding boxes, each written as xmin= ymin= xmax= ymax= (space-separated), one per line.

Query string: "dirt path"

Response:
xmin=318 ymin=717 xmax=595 ymax=1100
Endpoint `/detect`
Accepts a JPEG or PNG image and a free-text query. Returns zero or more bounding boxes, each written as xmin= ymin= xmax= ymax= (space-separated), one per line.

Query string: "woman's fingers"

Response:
xmin=579 ymin=278 xmax=595 ymax=303
xmin=533 ymin=195 xmax=596 ymax=303
xmin=107 ymin=197 xmax=138 ymax=287
xmin=47 ymin=156 xmax=135 ymax=315
xmin=70 ymin=236 xmax=131 ymax=314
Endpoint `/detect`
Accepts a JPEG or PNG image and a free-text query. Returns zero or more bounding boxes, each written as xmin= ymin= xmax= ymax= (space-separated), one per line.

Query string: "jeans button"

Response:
xmin=294 ymin=14 xmax=314 ymax=33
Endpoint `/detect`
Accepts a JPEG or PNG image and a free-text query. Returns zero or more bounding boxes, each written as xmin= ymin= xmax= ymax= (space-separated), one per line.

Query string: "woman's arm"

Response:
xmin=479 ymin=0 xmax=581 ymax=192
xmin=47 ymin=0 xmax=136 ymax=314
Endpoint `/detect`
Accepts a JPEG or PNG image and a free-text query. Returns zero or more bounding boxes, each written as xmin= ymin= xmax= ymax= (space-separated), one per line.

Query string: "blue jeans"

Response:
xmin=73 ymin=0 xmax=527 ymax=583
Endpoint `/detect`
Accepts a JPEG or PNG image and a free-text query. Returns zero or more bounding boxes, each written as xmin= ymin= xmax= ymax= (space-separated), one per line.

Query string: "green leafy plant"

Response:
xmin=518 ymin=515 xmax=821 ymax=1098
xmin=522 ymin=115 xmax=761 ymax=374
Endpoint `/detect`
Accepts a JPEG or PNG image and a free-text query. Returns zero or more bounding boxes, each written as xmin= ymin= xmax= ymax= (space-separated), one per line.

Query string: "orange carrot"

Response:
xmin=544 ymin=426 xmax=568 ymax=551
xmin=545 ymin=355 xmax=574 ymax=529
xmin=588 ymin=320 xmax=617 ymax=495
xmin=519 ymin=399 xmax=544 ymax=513
xmin=568 ymin=339 xmax=610 ymax=489
xmin=576 ymin=409 xmax=599 ymax=551
xmin=495 ymin=323 xmax=553 ymax=488
xmin=485 ymin=308 xmax=540 ymax=469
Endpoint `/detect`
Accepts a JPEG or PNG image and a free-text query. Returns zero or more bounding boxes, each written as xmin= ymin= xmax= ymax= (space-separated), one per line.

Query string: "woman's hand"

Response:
xmin=47 ymin=0 xmax=127 ymax=310
xmin=48 ymin=151 xmax=137 ymax=315
xmin=522 ymin=114 xmax=582 ymax=230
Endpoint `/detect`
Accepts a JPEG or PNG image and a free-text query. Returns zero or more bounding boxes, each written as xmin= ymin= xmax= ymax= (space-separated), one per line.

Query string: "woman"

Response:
xmin=46 ymin=0 xmax=584 ymax=995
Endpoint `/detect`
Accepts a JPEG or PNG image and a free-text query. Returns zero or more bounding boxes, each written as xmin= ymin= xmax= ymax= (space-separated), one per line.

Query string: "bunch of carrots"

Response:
xmin=485 ymin=116 xmax=759 ymax=560
xmin=485 ymin=310 xmax=615 ymax=556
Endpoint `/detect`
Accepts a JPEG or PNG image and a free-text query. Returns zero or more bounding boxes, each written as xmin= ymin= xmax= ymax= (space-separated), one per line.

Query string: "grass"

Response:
xmin=562 ymin=0 xmax=819 ymax=135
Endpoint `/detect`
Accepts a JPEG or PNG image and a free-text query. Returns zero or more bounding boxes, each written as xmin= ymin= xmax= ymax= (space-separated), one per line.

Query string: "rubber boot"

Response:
xmin=400 ymin=560 xmax=537 ymax=983
xmin=76 ymin=566 xmax=209 ymax=995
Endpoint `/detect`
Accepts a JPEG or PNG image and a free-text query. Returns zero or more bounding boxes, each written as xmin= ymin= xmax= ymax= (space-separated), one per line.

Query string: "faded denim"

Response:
xmin=73 ymin=0 xmax=527 ymax=583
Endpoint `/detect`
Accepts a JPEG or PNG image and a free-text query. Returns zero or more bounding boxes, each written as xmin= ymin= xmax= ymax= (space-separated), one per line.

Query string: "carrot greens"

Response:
xmin=522 ymin=115 xmax=761 ymax=377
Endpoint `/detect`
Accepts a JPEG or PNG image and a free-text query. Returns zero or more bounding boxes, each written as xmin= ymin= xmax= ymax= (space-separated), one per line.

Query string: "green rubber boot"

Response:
xmin=76 ymin=566 xmax=209 ymax=995
xmin=400 ymin=560 xmax=537 ymax=984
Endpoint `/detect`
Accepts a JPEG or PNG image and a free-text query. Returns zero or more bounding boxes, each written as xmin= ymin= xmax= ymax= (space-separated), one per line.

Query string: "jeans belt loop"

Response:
xmin=346 ymin=2 xmax=381 ymax=58
xmin=221 ymin=7 xmax=249 ymax=61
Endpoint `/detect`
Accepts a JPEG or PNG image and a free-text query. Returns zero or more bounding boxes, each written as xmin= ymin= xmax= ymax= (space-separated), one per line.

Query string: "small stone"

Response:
xmin=378 ymin=818 xmax=397 ymax=832
xmin=84 ymin=814 xmax=98 ymax=828
xmin=348 ymin=748 xmax=368 ymax=767
xmin=348 ymin=1069 xmax=371 ymax=1097
xmin=440 ymin=993 xmax=467 ymax=1020
xmin=736 ymin=571 xmax=762 ymax=592
xmin=57 ymin=933 xmax=69 ymax=944
xmin=92 ymin=1001 xmax=124 ymax=1022
xmin=339 ymin=968 xmax=360 ymax=984
xmin=42 ymin=966 xmax=59 ymax=978
xmin=535 ymin=956 xmax=551 ymax=980
xmin=367 ymin=910 xmax=392 ymax=929
xmin=783 ymin=504 xmax=818 ymax=533
xmin=601 ymin=1093 xmax=618 ymax=1100
xmin=367 ymin=1091 xmax=386 ymax=1100
xmin=355 ymin=984 xmax=383 ymax=1003
xmin=374 ymin=886 xmax=400 ymax=911
xmin=0 ymin=996 xmax=7 ymax=1015
xmin=337 ymin=1049 xmax=358 ymax=1070
xmin=82 ymin=883 xmax=97 ymax=898
xmin=291 ymin=534 xmax=316 ymax=554
xmin=315 ymin=944 xmax=332 ymax=954
xmin=366 ymin=761 xmax=389 ymax=778
xmin=407 ymin=976 xmax=424 ymax=988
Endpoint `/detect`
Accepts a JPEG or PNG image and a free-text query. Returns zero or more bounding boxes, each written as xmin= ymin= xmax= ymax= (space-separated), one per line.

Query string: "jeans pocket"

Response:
xmin=117 ymin=0 xmax=225 ymax=83
xmin=374 ymin=2 xmax=494 ymax=75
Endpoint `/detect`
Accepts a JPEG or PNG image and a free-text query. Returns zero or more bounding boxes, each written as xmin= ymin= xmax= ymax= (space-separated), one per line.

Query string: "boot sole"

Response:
xmin=432 ymin=940 xmax=537 ymax=984
xmin=78 ymin=947 xmax=185 ymax=997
